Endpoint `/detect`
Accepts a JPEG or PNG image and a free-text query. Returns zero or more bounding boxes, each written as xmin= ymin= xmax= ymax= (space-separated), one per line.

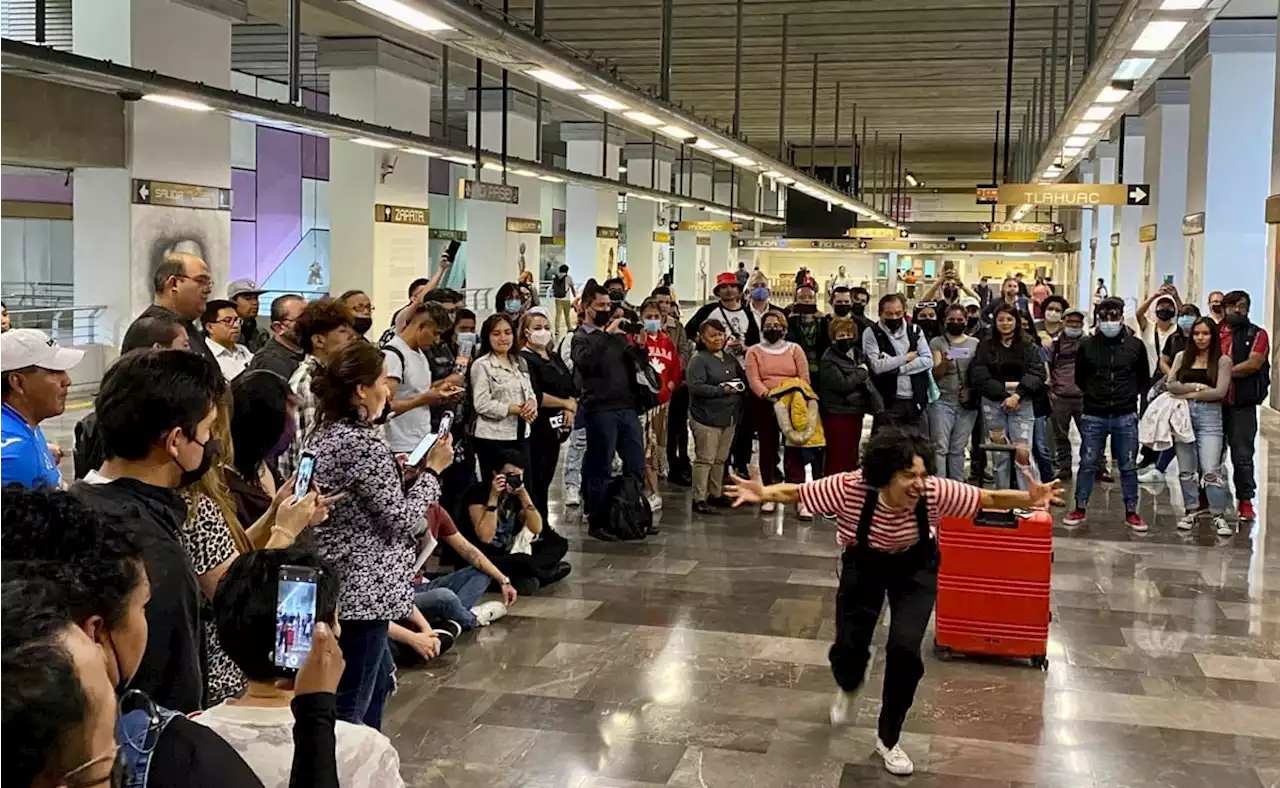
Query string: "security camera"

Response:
xmin=379 ymin=155 xmax=398 ymax=183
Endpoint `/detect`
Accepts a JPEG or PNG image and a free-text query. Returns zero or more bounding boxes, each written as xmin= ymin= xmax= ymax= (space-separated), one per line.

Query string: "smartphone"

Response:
xmin=407 ymin=412 xmax=454 ymax=466
xmin=1162 ymin=274 xmax=1175 ymax=287
xmin=273 ymin=565 xmax=318 ymax=677
xmin=293 ymin=452 xmax=315 ymax=503
xmin=445 ymin=239 xmax=461 ymax=263
xmin=456 ymin=332 xmax=477 ymax=360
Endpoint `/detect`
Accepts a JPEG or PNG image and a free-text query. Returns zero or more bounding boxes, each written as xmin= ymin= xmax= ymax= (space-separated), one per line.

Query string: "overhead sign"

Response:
xmin=981 ymin=221 xmax=1061 ymax=235
xmin=975 ymin=184 xmax=999 ymax=204
xmin=596 ymin=226 xmax=619 ymax=239
xmin=653 ymin=231 xmax=672 ymax=243
xmin=1138 ymin=224 xmax=1157 ymax=243
xmin=845 ymin=227 xmax=897 ymax=240
xmin=540 ymin=235 xmax=565 ymax=246
xmin=996 ymin=183 xmax=1151 ymax=207
xmin=1182 ymin=212 xmax=1205 ymax=236
xmin=1267 ymin=194 xmax=1280 ymax=224
xmin=505 ymin=217 xmax=542 ymax=234
xmin=429 ymin=228 xmax=466 ymax=241
xmin=460 ymin=179 xmax=519 ymax=204
xmin=133 ymin=179 xmax=232 ymax=211
xmin=673 ymin=220 xmax=739 ymax=232
xmin=374 ymin=203 xmax=428 ymax=226
xmin=736 ymin=237 xmax=1062 ymax=253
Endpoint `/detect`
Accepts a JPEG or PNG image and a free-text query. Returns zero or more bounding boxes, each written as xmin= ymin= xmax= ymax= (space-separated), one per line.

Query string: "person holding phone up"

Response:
xmin=304 ymin=340 xmax=454 ymax=730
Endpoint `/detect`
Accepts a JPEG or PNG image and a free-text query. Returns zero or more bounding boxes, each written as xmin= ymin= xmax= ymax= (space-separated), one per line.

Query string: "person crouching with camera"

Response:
xmin=686 ymin=319 xmax=746 ymax=513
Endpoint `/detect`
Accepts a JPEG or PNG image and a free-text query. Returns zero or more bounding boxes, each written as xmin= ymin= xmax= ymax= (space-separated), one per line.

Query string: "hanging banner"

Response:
xmin=844 ymin=227 xmax=897 ymax=240
xmin=996 ymin=183 xmax=1150 ymax=207
xmin=133 ymin=179 xmax=232 ymax=211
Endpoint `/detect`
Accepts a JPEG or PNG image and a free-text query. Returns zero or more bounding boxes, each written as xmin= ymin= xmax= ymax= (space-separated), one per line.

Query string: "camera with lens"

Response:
xmin=504 ymin=472 xmax=524 ymax=491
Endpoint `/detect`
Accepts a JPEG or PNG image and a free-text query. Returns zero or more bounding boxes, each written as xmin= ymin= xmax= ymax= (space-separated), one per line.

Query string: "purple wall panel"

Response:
xmin=231 ymin=220 xmax=257 ymax=282
xmin=2 ymin=171 xmax=73 ymax=203
xmin=231 ymin=168 xmax=256 ymax=220
xmin=255 ymin=127 xmax=303 ymax=283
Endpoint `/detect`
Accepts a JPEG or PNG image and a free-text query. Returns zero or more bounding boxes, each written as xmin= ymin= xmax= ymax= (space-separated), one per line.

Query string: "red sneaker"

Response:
xmin=1126 ymin=513 xmax=1149 ymax=532
xmin=1063 ymin=509 xmax=1087 ymax=526
xmin=1238 ymin=501 xmax=1257 ymax=522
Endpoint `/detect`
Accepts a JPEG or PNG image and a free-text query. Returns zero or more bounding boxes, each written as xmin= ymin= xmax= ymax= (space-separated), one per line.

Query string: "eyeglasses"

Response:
xmin=60 ymin=745 xmax=123 ymax=787
xmin=211 ymin=316 xmax=242 ymax=326
xmin=176 ymin=275 xmax=214 ymax=288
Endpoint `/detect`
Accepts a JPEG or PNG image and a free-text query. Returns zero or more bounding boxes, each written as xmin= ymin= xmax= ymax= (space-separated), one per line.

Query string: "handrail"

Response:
xmin=6 ymin=304 xmax=107 ymax=346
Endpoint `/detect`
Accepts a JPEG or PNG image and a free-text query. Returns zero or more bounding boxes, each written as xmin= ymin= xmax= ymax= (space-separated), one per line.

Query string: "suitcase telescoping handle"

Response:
xmin=973 ymin=443 xmax=1024 ymax=529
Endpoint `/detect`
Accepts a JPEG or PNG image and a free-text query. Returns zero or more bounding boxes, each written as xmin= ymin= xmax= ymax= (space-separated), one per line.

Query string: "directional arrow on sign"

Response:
xmin=383 ymin=206 xmax=393 ymax=221
xmin=1126 ymin=185 xmax=1150 ymax=206
xmin=137 ymin=181 xmax=150 ymax=203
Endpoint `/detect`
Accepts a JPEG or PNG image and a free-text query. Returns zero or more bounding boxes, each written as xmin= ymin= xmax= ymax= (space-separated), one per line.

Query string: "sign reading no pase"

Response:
xmin=459 ymin=179 xmax=520 ymax=204
xmin=995 ymin=183 xmax=1150 ymax=207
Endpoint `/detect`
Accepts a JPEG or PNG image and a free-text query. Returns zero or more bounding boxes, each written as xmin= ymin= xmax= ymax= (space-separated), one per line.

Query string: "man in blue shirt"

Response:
xmin=1 ymin=328 xmax=84 ymax=488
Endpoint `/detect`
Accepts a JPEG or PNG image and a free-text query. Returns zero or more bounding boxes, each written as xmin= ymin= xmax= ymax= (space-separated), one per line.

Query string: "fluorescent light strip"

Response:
xmin=713 ymin=148 xmax=738 ymax=161
xmin=1132 ymin=20 xmax=1187 ymax=52
xmin=623 ymin=111 xmax=663 ymax=127
xmin=141 ymin=94 xmax=214 ymax=111
xmin=693 ymin=139 xmax=720 ymax=150
xmin=1083 ymin=106 xmax=1114 ymax=121
xmin=580 ymin=92 xmax=628 ymax=111
xmin=444 ymin=155 xmax=475 ymax=165
xmin=526 ymin=68 xmax=584 ymax=91
xmin=538 ymin=175 xmax=564 ymax=182
xmin=762 ymin=170 xmax=780 ymax=178
xmin=732 ymin=156 xmax=756 ymax=167
xmin=483 ymin=161 xmax=505 ymax=171
xmin=658 ymin=125 xmax=694 ymax=140
xmin=1160 ymin=0 xmax=1207 ymax=9
xmin=355 ymin=0 xmax=453 ymax=31
xmin=1066 ymin=136 xmax=1090 ymax=148
xmin=400 ymin=146 xmax=438 ymax=156
xmin=353 ymin=137 xmax=397 ymax=149
xmin=1073 ymin=122 xmax=1101 ymax=135
xmin=1062 ymin=146 xmax=1083 ymax=156
xmin=1114 ymin=58 xmax=1156 ymax=81
xmin=1096 ymin=85 xmax=1131 ymax=103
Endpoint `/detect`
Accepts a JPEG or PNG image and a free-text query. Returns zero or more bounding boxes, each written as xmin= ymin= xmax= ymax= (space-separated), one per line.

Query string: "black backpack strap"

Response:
xmin=380 ymin=343 xmax=406 ymax=377
xmin=914 ymin=492 xmax=931 ymax=545
xmin=856 ymin=487 xmax=879 ymax=547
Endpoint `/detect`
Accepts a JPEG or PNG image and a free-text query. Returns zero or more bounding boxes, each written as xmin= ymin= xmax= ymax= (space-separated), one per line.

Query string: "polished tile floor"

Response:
xmin=45 ymin=405 xmax=1280 ymax=787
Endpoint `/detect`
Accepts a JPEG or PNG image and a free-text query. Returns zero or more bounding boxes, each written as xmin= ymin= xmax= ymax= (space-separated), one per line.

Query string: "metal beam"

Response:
xmin=991 ymin=110 xmax=1000 ymax=220
xmin=1065 ymin=0 xmax=1076 ymax=110
xmin=777 ymin=15 xmax=788 ymax=160
xmin=1002 ymin=0 xmax=1016 ymax=180
xmin=808 ymin=54 xmax=819 ymax=177
xmin=474 ymin=57 xmax=483 ymax=172
xmin=895 ymin=133 xmax=904 ymax=223
xmin=1037 ymin=49 xmax=1047 ymax=158
xmin=286 ymin=0 xmax=300 ymax=105
xmin=441 ymin=46 xmax=450 ymax=142
xmin=1049 ymin=5 xmax=1059 ymax=134
xmin=833 ymin=82 xmax=841 ymax=178
xmin=859 ymin=115 xmax=867 ymax=199
xmin=849 ymin=101 xmax=857 ymax=196
xmin=659 ymin=0 xmax=672 ymax=101
xmin=1086 ymin=0 xmax=1098 ymax=69
xmin=732 ymin=0 xmax=744 ymax=136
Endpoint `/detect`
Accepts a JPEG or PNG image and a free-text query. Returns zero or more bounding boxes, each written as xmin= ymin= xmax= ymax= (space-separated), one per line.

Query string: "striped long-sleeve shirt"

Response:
xmin=799 ymin=471 xmax=982 ymax=552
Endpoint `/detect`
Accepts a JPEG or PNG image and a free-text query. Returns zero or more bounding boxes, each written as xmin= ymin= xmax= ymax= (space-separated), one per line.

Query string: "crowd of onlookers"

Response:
xmin=0 ymin=244 xmax=1269 ymax=785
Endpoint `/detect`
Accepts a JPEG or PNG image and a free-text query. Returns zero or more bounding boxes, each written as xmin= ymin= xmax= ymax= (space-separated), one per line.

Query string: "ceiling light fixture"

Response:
xmin=658 ymin=125 xmax=694 ymax=140
xmin=1096 ymin=85 xmax=1132 ymax=104
xmin=762 ymin=170 xmax=780 ymax=178
xmin=1066 ymin=136 xmax=1090 ymax=148
xmin=141 ymin=94 xmax=214 ymax=111
xmin=482 ymin=161 xmax=505 ymax=171
xmin=776 ymin=176 xmax=795 ymax=184
xmin=693 ymin=139 xmax=719 ymax=150
xmin=1159 ymin=0 xmax=1208 ymax=9
xmin=400 ymin=146 xmax=438 ymax=156
xmin=905 ymin=173 xmax=919 ymax=187
xmin=1113 ymin=58 xmax=1156 ymax=80
xmin=512 ymin=168 xmax=538 ymax=176
xmin=1062 ymin=146 xmax=1083 ymax=156
xmin=538 ymin=174 xmax=564 ymax=182
xmin=1083 ymin=106 xmax=1114 ymax=121
xmin=352 ymin=137 xmax=397 ymax=149
xmin=1073 ymin=122 xmax=1101 ymax=135
xmin=444 ymin=155 xmax=475 ymax=165
xmin=732 ymin=156 xmax=756 ymax=167
xmin=525 ymin=68 xmax=584 ymax=91
xmin=713 ymin=148 xmax=738 ymax=161
xmin=618 ymin=165 xmax=628 ymax=173
xmin=623 ymin=111 xmax=663 ymax=127
xmin=580 ymin=92 xmax=628 ymax=111
xmin=1132 ymin=20 xmax=1187 ymax=52
xmin=355 ymin=0 xmax=454 ymax=31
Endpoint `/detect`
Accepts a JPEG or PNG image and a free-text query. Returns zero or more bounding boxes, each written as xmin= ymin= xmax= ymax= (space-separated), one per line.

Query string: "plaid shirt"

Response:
xmin=279 ymin=356 xmax=320 ymax=479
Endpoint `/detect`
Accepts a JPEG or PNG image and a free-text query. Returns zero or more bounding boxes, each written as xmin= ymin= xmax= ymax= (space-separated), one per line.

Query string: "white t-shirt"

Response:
xmin=382 ymin=335 xmax=434 ymax=453
xmin=192 ymin=702 xmax=404 ymax=788
xmin=716 ymin=304 xmax=751 ymax=343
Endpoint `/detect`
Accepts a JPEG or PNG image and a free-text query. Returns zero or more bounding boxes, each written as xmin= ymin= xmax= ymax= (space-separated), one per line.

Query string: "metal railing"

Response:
xmin=6 ymin=304 xmax=106 ymax=345
xmin=1 ymin=281 xmax=75 ymax=310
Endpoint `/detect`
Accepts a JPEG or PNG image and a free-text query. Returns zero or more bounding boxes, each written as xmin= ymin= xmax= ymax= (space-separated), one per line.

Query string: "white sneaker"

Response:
xmin=646 ymin=493 xmax=663 ymax=511
xmin=797 ymin=502 xmax=813 ymax=521
xmin=1138 ymin=467 xmax=1165 ymax=484
xmin=564 ymin=485 xmax=581 ymax=507
xmin=876 ymin=741 xmax=914 ymax=776
xmin=1214 ymin=516 xmax=1234 ymax=537
xmin=761 ymin=501 xmax=776 ymax=513
xmin=1176 ymin=511 xmax=1198 ymax=530
xmin=470 ymin=600 xmax=508 ymax=627
xmin=829 ymin=690 xmax=856 ymax=725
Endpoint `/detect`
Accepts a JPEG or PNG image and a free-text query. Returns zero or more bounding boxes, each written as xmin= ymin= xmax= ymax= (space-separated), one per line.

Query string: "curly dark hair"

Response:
xmin=861 ymin=427 xmax=936 ymax=488
xmin=295 ymin=297 xmax=354 ymax=355
xmin=0 ymin=488 xmax=146 ymax=630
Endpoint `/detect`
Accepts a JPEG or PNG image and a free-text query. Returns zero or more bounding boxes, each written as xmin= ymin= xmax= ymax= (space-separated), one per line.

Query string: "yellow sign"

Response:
xmin=845 ymin=227 xmax=897 ymax=240
xmin=374 ymin=203 xmax=428 ymax=225
xmin=696 ymin=236 xmax=712 ymax=246
xmin=505 ymin=217 xmax=542 ymax=234
xmin=1267 ymin=195 xmax=1280 ymax=224
xmin=1138 ymin=224 xmax=1157 ymax=243
xmin=997 ymin=183 xmax=1150 ymax=207
xmin=678 ymin=220 xmax=736 ymax=232
xmin=653 ymin=231 xmax=671 ymax=243
xmin=596 ymin=226 xmax=620 ymax=239
xmin=987 ymin=231 xmax=1041 ymax=242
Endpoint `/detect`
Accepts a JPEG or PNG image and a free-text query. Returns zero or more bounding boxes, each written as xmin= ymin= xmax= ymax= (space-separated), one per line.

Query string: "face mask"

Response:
xmin=762 ymin=328 xmax=786 ymax=343
xmin=528 ymin=328 xmax=552 ymax=347
xmin=946 ymin=322 xmax=967 ymax=336
xmin=1044 ymin=310 xmax=1062 ymax=323
xmin=1063 ymin=326 xmax=1084 ymax=339
xmin=352 ymin=316 xmax=373 ymax=336
xmin=793 ymin=303 xmax=817 ymax=315
xmin=106 ymin=632 xmax=133 ymax=696
xmin=1225 ymin=313 xmax=1248 ymax=326
xmin=1155 ymin=309 xmax=1175 ymax=322
xmin=943 ymin=286 xmax=958 ymax=300
xmin=851 ymin=303 xmax=866 ymax=317
xmin=1177 ymin=315 xmax=1196 ymax=332
xmin=749 ymin=287 xmax=770 ymax=302
xmin=643 ymin=318 xmax=662 ymax=334
xmin=592 ymin=309 xmax=612 ymax=327
xmin=176 ymin=436 xmax=220 ymax=487
xmin=1099 ymin=321 xmax=1122 ymax=338
xmin=916 ymin=318 xmax=939 ymax=335
xmin=267 ymin=417 xmax=296 ymax=460
xmin=832 ymin=304 xmax=853 ymax=317
xmin=608 ymin=289 xmax=626 ymax=304
xmin=1210 ymin=304 xmax=1223 ymax=315
xmin=834 ymin=337 xmax=857 ymax=354
xmin=504 ymin=299 xmax=523 ymax=314
xmin=883 ymin=317 xmax=904 ymax=332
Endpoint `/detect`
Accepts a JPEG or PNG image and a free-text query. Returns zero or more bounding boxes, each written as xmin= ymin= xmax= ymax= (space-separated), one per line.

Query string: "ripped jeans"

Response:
xmin=1174 ymin=400 xmax=1228 ymax=516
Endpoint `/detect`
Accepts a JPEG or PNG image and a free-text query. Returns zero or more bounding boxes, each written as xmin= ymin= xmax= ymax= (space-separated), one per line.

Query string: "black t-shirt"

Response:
xmin=132 ymin=304 xmax=216 ymax=363
xmin=522 ymin=349 xmax=577 ymax=434
xmin=456 ymin=482 xmax=522 ymax=560
xmin=151 ymin=716 xmax=264 ymax=787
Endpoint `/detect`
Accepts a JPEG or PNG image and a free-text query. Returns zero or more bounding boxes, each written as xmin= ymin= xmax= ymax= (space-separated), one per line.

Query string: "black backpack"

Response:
xmin=588 ymin=475 xmax=652 ymax=541
xmin=552 ymin=274 xmax=569 ymax=298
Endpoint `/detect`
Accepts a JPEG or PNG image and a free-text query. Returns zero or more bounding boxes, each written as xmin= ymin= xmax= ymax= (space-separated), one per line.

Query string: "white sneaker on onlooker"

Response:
xmin=646 ymin=493 xmax=663 ymax=511
xmin=829 ymin=690 xmax=856 ymax=725
xmin=564 ymin=485 xmax=581 ymax=507
xmin=1176 ymin=511 xmax=1198 ymax=530
xmin=761 ymin=501 xmax=777 ymax=513
xmin=876 ymin=741 xmax=914 ymax=776
xmin=1137 ymin=467 xmax=1165 ymax=484
xmin=470 ymin=601 xmax=508 ymax=627
xmin=1214 ymin=516 xmax=1234 ymax=537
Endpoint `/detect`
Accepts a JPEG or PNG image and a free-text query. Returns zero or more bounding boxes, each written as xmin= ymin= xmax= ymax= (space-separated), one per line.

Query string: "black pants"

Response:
xmin=666 ymin=385 xmax=691 ymax=476
xmin=492 ymin=526 xmax=570 ymax=588
xmin=969 ymin=403 xmax=987 ymax=479
xmin=872 ymin=398 xmax=925 ymax=437
xmin=527 ymin=427 xmax=563 ymax=522
xmin=830 ymin=544 xmax=938 ymax=748
xmin=729 ymin=389 xmax=756 ymax=474
xmin=473 ymin=437 xmax=530 ymax=482
xmin=1223 ymin=405 xmax=1258 ymax=502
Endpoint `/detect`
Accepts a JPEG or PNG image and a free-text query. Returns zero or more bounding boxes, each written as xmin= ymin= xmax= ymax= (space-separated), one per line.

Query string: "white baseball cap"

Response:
xmin=1 ymin=329 xmax=85 ymax=373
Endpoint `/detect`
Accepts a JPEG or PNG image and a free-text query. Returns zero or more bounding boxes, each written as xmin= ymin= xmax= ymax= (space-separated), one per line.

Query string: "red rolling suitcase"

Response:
xmin=933 ymin=446 xmax=1054 ymax=669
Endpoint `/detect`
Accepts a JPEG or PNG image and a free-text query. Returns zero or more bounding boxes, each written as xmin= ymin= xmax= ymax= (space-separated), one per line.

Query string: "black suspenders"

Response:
xmin=855 ymin=486 xmax=932 ymax=552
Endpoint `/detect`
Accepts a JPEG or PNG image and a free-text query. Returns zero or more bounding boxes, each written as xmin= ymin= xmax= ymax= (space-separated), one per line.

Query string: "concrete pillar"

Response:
xmin=1087 ymin=150 xmax=1117 ymax=310
xmin=71 ymin=0 xmax=233 ymax=344
xmin=1138 ymin=79 xmax=1191 ymax=298
xmin=563 ymin=122 xmax=623 ymax=286
xmin=324 ymin=39 xmax=433 ymax=323
xmin=1265 ymin=17 xmax=1280 ymax=414
xmin=673 ymin=157 xmax=714 ymax=304
xmin=1112 ymin=118 xmax=1146 ymax=310
xmin=623 ymin=142 xmax=675 ymax=297
xmin=1076 ymin=165 xmax=1096 ymax=308
xmin=464 ymin=87 xmax=542 ymax=307
xmin=1183 ymin=19 xmax=1277 ymax=310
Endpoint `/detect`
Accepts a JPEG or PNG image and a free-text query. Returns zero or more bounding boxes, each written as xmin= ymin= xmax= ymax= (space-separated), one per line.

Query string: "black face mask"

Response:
xmin=883 ymin=317 xmax=904 ymax=332
xmin=792 ymin=303 xmax=818 ymax=315
xmin=834 ymin=337 xmax=857 ymax=354
xmin=916 ymin=318 xmax=939 ymax=337
xmin=592 ymin=309 xmax=612 ymax=327
xmin=762 ymin=328 xmax=786 ymax=343
xmin=851 ymin=303 xmax=867 ymax=317
xmin=266 ymin=417 xmax=296 ymax=460
xmin=832 ymin=304 xmax=853 ymax=317
xmin=946 ymin=322 xmax=967 ymax=336
xmin=352 ymin=316 xmax=373 ymax=335
xmin=177 ymin=437 xmax=220 ymax=488
xmin=1225 ymin=313 xmax=1248 ymax=326
xmin=1155 ymin=309 xmax=1175 ymax=322
xmin=943 ymin=286 xmax=959 ymax=301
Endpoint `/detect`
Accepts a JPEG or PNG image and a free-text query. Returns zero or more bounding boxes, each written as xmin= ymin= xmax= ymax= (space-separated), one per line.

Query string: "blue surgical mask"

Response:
xmin=643 ymin=318 xmax=662 ymax=333
xmin=1177 ymin=315 xmax=1196 ymax=332
xmin=749 ymin=286 xmax=770 ymax=302
xmin=1063 ymin=326 xmax=1083 ymax=339
xmin=1099 ymin=321 xmax=1122 ymax=338
xmin=504 ymin=299 xmax=522 ymax=314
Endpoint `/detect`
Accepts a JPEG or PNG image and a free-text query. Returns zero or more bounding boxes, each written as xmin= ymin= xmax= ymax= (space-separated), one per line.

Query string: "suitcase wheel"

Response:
xmin=932 ymin=640 xmax=954 ymax=661
xmin=1030 ymin=654 xmax=1049 ymax=670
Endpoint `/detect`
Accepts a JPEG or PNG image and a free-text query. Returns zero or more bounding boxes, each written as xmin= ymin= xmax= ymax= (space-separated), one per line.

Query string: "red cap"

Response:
xmin=714 ymin=271 xmax=739 ymax=291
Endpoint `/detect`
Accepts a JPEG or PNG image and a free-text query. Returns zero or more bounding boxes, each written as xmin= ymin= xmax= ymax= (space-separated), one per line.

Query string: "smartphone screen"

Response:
xmin=1162 ymin=274 xmax=1175 ymax=287
xmin=294 ymin=453 xmax=315 ymax=503
xmin=445 ymin=239 xmax=461 ymax=262
xmin=273 ymin=565 xmax=318 ymax=675
xmin=407 ymin=412 xmax=453 ymax=466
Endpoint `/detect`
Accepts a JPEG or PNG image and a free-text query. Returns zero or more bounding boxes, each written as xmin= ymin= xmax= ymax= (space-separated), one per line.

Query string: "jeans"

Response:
xmin=563 ymin=426 xmax=587 ymax=489
xmin=1223 ymin=405 xmax=1259 ymax=502
xmin=1049 ymin=394 xmax=1083 ymax=473
xmin=1032 ymin=415 xmax=1054 ymax=482
xmin=690 ymin=419 xmax=735 ymax=501
xmin=1174 ymin=401 xmax=1228 ymax=516
xmin=830 ymin=544 xmax=938 ymax=748
xmin=981 ymin=398 xmax=1035 ymax=489
xmin=751 ymin=395 xmax=784 ymax=485
xmin=929 ymin=394 xmax=977 ymax=481
xmin=414 ymin=567 xmax=491 ymax=630
xmin=1075 ymin=412 xmax=1140 ymax=512
xmin=336 ymin=619 xmax=394 ymax=729
xmin=583 ymin=407 xmax=646 ymax=518
xmin=729 ymin=388 xmax=757 ymax=474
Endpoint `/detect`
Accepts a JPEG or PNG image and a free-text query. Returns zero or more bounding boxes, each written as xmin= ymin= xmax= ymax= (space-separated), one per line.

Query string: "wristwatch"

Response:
xmin=499 ymin=577 xmax=512 ymax=586
xmin=485 ymin=504 xmax=498 ymax=512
